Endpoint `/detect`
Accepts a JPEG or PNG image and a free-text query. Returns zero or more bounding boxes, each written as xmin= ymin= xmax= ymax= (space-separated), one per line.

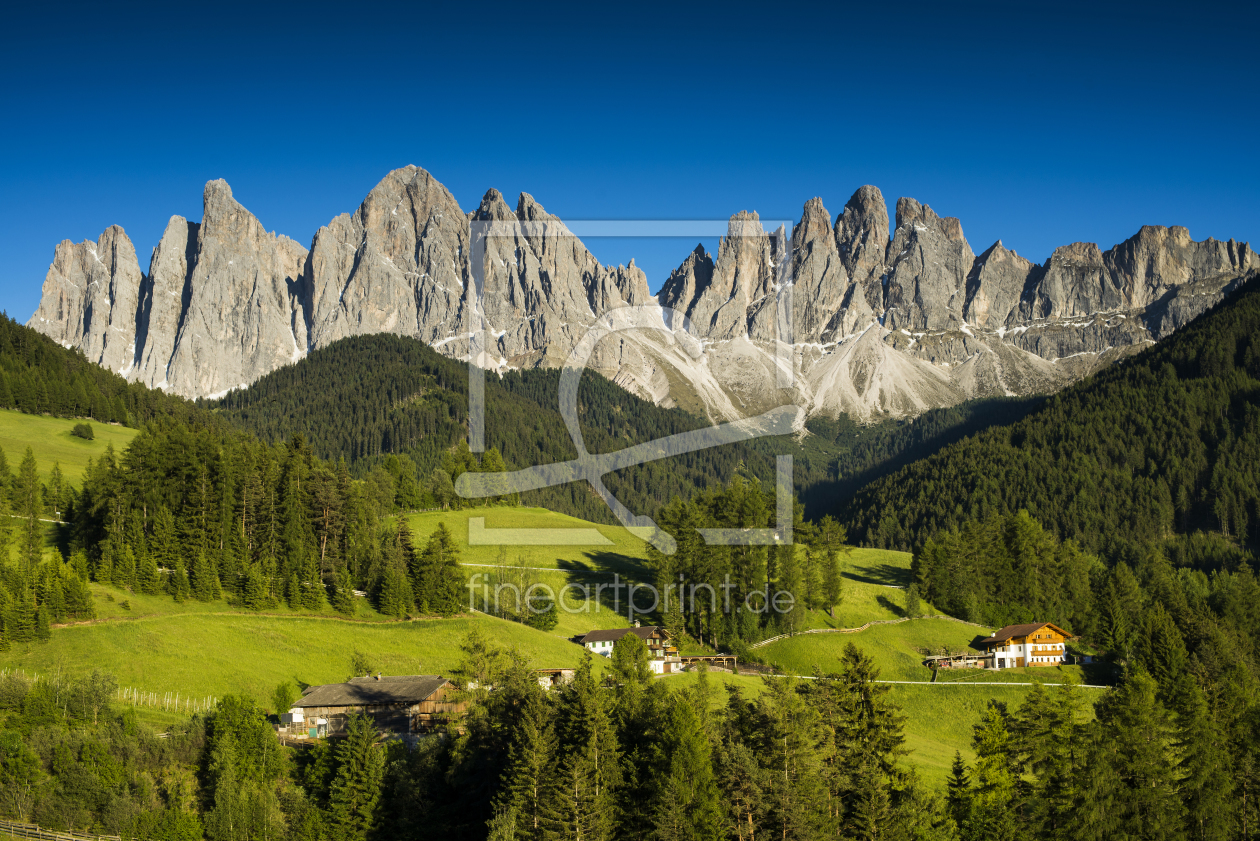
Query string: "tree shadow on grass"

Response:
xmin=844 ymin=562 xmax=912 ymax=588
xmin=876 ymin=595 xmax=906 ymax=617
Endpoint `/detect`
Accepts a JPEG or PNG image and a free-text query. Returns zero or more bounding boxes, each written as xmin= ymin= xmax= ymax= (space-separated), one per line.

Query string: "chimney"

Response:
xmin=375 ymin=673 xmax=381 ymax=681
xmin=634 ymin=619 xmax=640 ymax=628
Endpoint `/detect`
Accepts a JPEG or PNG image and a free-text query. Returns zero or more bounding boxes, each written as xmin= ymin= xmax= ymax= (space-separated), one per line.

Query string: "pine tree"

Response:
xmin=168 ymin=557 xmax=191 ymax=603
xmin=1177 ymin=683 xmax=1233 ymax=841
xmin=654 ymin=696 xmax=722 ymax=841
xmin=547 ymin=657 xmax=621 ymax=841
xmin=415 ymin=522 xmax=464 ymax=615
xmin=14 ymin=447 xmax=41 ymax=571
xmin=497 ymin=700 xmax=560 ymax=840
xmin=946 ymin=750 xmax=971 ymax=829
xmin=969 ymin=703 xmax=1019 ymax=841
xmin=327 ymin=713 xmax=385 ymax=841
xmin=191 ymin=550 xmax=221 ymax=601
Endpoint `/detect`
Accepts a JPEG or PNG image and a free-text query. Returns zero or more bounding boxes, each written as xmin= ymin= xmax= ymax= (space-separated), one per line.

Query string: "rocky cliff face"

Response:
xmin=29 ymin=166 xmax=1260 ymax=424
xmin=30 ymin=225 xmax=143 ymax=376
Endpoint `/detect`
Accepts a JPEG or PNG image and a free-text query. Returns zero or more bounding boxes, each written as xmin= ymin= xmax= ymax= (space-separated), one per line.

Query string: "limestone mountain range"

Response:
xmin=29 ymin=165 xmax=1260 ymax=424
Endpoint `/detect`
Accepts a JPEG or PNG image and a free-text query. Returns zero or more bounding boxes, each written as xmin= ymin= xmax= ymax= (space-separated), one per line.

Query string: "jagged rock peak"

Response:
xmin=797 ymin=197 xmax=832 ymax=237
xmin=834 ymin=186 xmax=889 ymax=311
xmin=474 ymin=188 xmax=515 ymax=221
xmin=516 ymin=191 xmax=550 ymax=221
xmin=894 ymin=196 xmax=966 ymax=243
xmin=964 ymin=240 xmax=1038 ymax=329
xmin=884 ymin=197 xmax=974 ymax=331
xmin=28 ymin=225 xmax=143 ymax=376
xmin=160 ymin=178 xmax=309 ymax=398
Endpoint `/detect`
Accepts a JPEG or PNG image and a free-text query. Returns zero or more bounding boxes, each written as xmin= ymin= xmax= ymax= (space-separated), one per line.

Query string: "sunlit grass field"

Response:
xmin=0 ymin=413 xmax=1109 ymax=794
xmin=0 ymin=407 xmax=137 ymax=486
xmin=759 ymin=618 xmax=991 ymax=680
xmin=4 ymin=607 xmax=593 ymax=709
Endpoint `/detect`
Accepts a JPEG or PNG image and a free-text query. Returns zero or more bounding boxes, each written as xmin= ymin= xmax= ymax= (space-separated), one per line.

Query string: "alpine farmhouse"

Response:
xmin=577 ymin=626 xmax=681 ymax=674
xmin=978 ymin=622 xmax=1072 ymax=669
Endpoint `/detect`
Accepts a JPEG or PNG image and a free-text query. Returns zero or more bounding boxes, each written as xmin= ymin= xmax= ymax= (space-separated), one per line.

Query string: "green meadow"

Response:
xmin=9 ymin=603 xmax=591 ymax=708
xmin=0 ymin=407 xmax=137 ymax=486
xmin=0 ymin=466 xmax=1109 ymax=790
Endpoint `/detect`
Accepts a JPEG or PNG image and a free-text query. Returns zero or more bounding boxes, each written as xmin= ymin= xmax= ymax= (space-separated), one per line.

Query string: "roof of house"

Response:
xmin=578 ymin=626 xmax=663 ymax=644
xmin=979 ymin=622 xmax=1073 ymax=646
xmin=293 ymin=675 xmax=450 ymax=708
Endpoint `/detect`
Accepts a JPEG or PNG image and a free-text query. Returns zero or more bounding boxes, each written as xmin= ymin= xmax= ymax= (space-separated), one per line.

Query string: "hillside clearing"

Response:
xmin=0 ymin=407 xmax=137 ymax=485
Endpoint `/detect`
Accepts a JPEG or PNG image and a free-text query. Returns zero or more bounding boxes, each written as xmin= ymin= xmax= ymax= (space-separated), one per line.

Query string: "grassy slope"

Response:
xmin=753 ymin=545 xmax=1107 ymax=784
xmin=0 ymin=407 xmax=137 ymax=486
xmin=405 ymin=506 xmax=657 ymax=639
xmin=11 ymin=594 xmax=591 ymax=706
xmin=6 ymin=502 xmax=1107 ymax=789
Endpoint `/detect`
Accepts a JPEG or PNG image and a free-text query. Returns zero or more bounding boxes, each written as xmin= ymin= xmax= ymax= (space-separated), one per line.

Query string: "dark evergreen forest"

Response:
xmin=0 ymin=312 xmax=211 ymax=427
xmin=210 ymin=333 xmax=1043 ymax=525
xmin=840 ymin=278 xmax=1260 ymax=556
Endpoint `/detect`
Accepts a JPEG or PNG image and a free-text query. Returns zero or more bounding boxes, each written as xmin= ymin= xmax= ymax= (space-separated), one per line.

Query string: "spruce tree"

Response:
xmin=150 ymin=506 xmax=178 ymax=572
xmin=497 ymin=700 xmax=560 ymax=840
xmin=14 ymin=447 xmax=41 ymax=571
xmin=300 ymin=551 xmax=325 ymax=611
xmin=946 ymin=750 xmax=971 ymax=829
xmin=135 ymin=548 xmax=161 ymax=595
xmin=191 ymin=550 xmax=221 ymax=601
xmin=331 ymin=568 xmax=355 ymax=615
xmin=169 ymin=557 xmax=191 ymax=603
xmin=903 ymin=582 xmax=922 ymax=619
xmin=969 ymin=703 xmax=1019 ymax=841
xmin=1068 ymin=670 xmax=1183 ymax=841
xmin=327 ymin=713 xmax=385 ymax=841
xmin=415 ymin=523 xmax=464 ymax=615
xmin=654 ymin=696 xmax=722 ymax=841
xmin=547 ymin=656 xmax=621 ymax=841
xmin=0 ymin=480 xmax=11 ymax=565
xmin=758 ymin=676 xmax=826 ymax=839
xmin=1177 ymin=683 xmax=1233 ymax=841
xmin=377 ymin=562 xmax=413 ymax=619
xmin=242 ymin=564 xmax=270 ymax=610
xmin=818 ymin=515 xmax=846 ymax=618
xmin=1136 ymin=602 xmax=1189 ymax=689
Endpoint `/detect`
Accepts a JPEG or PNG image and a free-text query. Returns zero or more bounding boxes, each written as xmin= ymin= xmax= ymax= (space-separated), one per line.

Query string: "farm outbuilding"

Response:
xmin=287 ymin=674 xmax=464 ymax=740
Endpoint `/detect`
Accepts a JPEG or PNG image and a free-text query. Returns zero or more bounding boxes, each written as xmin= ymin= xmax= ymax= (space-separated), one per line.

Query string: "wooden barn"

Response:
xmin=287 ymin=675 xmax=464 ymax=739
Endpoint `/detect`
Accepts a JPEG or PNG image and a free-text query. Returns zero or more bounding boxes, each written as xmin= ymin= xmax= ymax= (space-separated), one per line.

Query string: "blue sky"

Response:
xmin=2 ymin=0 xmax=1257 ymax=319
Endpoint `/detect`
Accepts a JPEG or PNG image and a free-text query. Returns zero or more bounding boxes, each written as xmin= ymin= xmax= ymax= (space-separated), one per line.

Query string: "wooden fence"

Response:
xmin=0 ymin=817 xmax=121 ymax=841
xmin=116 ymin=686 xmax=216 ymax=715
xmin=749 ymin=614 xmax=989 ymax=650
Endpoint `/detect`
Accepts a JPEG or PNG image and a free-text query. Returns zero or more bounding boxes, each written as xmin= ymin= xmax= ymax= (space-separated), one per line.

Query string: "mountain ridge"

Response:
xmin=29 ymin=165 xmax=1259 ymax=421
